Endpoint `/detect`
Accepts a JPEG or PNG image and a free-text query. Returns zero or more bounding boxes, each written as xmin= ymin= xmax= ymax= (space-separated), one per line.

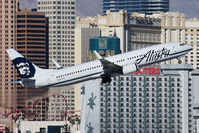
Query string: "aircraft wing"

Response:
xmin=100 ymin=59 xmax=122 ymax=76
xmin=93 ymin=50 xmax=122 ymax=81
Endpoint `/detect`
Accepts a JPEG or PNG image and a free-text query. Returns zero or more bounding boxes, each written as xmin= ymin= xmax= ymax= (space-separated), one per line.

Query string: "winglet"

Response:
xmin=52 ymin=59 xmax=63 ymax=69
xmin=93 ymin=50 xmax=103 ymax=59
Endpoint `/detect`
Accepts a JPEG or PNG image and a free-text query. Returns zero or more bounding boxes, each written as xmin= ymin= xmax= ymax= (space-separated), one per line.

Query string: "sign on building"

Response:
xmin=0 ymin=125 xmax=5 ymax=133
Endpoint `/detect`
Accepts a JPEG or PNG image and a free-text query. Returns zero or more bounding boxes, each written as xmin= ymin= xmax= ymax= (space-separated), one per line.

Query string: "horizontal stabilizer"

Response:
xmin=7 ymin=81 xmax=23 ymax=86
xmin=7 ymin=81 xmax=22 ymax=84
xmin=8 ymin=79 xmax=36 ymax=88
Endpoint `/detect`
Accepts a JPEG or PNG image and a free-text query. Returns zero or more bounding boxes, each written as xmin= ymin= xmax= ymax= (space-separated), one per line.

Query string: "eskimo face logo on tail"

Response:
xmin=12 ymin=57 xmax=35 ymax=78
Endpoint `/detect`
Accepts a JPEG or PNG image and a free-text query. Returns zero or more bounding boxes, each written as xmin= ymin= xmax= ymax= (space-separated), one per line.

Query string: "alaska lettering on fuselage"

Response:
xmin=135 ymin=48 xmax=170 ymax=64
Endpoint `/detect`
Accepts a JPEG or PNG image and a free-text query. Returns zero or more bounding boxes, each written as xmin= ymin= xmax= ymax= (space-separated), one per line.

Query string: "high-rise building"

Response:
xmin=47 ymin=88 xmax=75 ymax=121
xmin=37 ymin=0 xmax=76 ymax=68
xmin=76 ymin=11 xmax=195 ymax=133
xmin=102 ymin=0 xmax=169 ymax=15
xmin=74 ymin=17 xmax=100 ymax=121
xmin=126 ymin=12 xmax=187 ymax=64
xmin=76 ymin=11 xmax=162 ymax=52
xmin=16 ymin=9 xmax=49 ymax=120
xmin=16 ymin=9 xmax=48 ymax=69
xmin=81 ymin=64 xmax=194 ymax=133
xmin=97 ymin=10 xmax=126 ymax=52
xmin=37 ymin=0 xmax=77 ymax=121
xmin=161 ymin=12 xmax=186 ymax=64
xmin=157 ymin=12 xmax=186 ymax=44
xmin=185 ymin=18 xmax=199 ymax=69
xmin=124 ymin=12 xmax=161 ymax=51
xmin=192 ymin=70 xmax=199 ymax=133
xmin=0 ymin=0 xmax=18 ymax=117
xmin=75 ymin=16 xmax=100 ymax=64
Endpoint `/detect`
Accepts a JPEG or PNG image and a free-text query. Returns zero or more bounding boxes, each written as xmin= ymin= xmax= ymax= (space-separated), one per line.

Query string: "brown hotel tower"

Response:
xmin=0 ymin=0 xmax=18 ymax=116
xmin=16 ymin=9 xmax=49 ymax=120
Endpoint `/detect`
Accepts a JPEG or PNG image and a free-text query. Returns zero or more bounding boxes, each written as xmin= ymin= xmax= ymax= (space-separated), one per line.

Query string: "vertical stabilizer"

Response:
xmin=6 ymin=49 xmax=51 ymax=79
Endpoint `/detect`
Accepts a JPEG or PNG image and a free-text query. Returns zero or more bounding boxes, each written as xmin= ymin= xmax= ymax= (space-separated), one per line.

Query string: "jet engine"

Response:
xmin=122 ymin=64 xmax=138 ymax=75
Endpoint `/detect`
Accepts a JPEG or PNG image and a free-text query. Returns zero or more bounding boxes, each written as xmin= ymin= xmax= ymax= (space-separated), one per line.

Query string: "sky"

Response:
xmin=18 ymin=0 xmax=199 ymax=18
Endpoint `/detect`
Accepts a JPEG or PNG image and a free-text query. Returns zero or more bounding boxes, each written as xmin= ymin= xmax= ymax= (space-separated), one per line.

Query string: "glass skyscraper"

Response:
xmin=102 ymin=0 xmax=169 ymax=15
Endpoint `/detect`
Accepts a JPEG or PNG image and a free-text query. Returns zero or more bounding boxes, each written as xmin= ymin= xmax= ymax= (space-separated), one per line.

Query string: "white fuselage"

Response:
xmin=35 ymin=42 xmax=192 ymax=88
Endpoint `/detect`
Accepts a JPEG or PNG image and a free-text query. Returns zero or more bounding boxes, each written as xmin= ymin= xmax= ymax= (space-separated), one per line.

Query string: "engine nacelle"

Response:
xmin=122 ymin=64 xmax=138 ymax=75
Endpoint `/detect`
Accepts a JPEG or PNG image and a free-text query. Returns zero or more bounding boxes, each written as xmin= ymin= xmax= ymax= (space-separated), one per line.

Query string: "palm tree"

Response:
xmin=63 ymin=122 xmax=71 ymax=133
xmin=68 ymin=116 xmax=75 ymax=125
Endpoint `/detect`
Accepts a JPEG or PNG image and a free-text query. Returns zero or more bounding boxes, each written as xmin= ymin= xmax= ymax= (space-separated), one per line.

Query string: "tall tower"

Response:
xmin=16 ymin=9 xmax=49 ymax=120
xmin=0 ymin=0 xmax=18 ymax=115
xmin=102 ymin=0 xmax=169 ymax=15
xmin=37 ymin=0 xmax=76 ymax=68
xmin=37 ymin=0 xmax=77 ymax=122
xmin=16 ymin=9 xmax=48 ymax=69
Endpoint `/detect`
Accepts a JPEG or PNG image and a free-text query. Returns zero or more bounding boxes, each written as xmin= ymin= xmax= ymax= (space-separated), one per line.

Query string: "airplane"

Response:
xmin=6 ymin=42 xmax=192 ymax=88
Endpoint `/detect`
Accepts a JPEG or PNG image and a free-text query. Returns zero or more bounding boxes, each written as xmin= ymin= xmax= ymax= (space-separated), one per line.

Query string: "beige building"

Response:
xmin=75 ymin=17 xmax=100 ymax=119
xmin=0 ymin=0 xmax=18 ymax=119
xmin=185 ymin=18 xmax=199 ymax=69
xmin=37 ymin=0 xmax=79 ymax=121
xmin=158 ymin=12 xmax=186 ymax=44
xmin=97 ymin=10 xmax=126 ymax=52
xmin=152 ymin=12 xmax=186 ymax=64
xmin=76 ymin=10 xmax=162 ymax=54
xmin=76 ymin=11 xmax=126 ymax=54
xmin=47 ymin=87 xmax=76 ymax=121
xmin=126 ymin=12 xmax=186 ymax=64
xmin=125 ymin=12 xmax=161 ymax=51
xmin=76 ymin=11 xmax=189 ymax=64
xmin=37 ymin=0 xmax=76 ymax=68
xmin=75 ymin=16 xmax=99 ymax=64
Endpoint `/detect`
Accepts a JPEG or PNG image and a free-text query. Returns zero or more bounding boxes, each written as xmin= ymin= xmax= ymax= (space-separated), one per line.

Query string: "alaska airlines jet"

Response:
xmin=7 ymin=42 xmax=192 ymax=88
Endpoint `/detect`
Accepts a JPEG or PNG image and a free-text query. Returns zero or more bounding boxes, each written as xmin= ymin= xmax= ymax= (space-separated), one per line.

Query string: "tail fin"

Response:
xmin=6 ymin=49 xmax=47 ymax=79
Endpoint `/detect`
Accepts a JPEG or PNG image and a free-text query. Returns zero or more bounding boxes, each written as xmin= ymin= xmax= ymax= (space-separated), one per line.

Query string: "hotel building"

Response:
xmin=81 ymin=64 xmax=194 ymax=133
xmin=0 ymin=0 xmax=18 ymax=117
xmin=16 ymin=9 xmax=49 ymax=120
xmin=37 ymin=0 xmax=78 ymax=121
xmin=185 ymin=18 xmax=199 ymax=69
xmin=37 ymin=0 xmax=76 ymax=68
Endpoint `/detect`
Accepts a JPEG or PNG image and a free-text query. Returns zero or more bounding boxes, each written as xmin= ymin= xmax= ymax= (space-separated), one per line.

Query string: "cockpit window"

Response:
xmin=180 ymin=43 xmax=185 ymax=46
